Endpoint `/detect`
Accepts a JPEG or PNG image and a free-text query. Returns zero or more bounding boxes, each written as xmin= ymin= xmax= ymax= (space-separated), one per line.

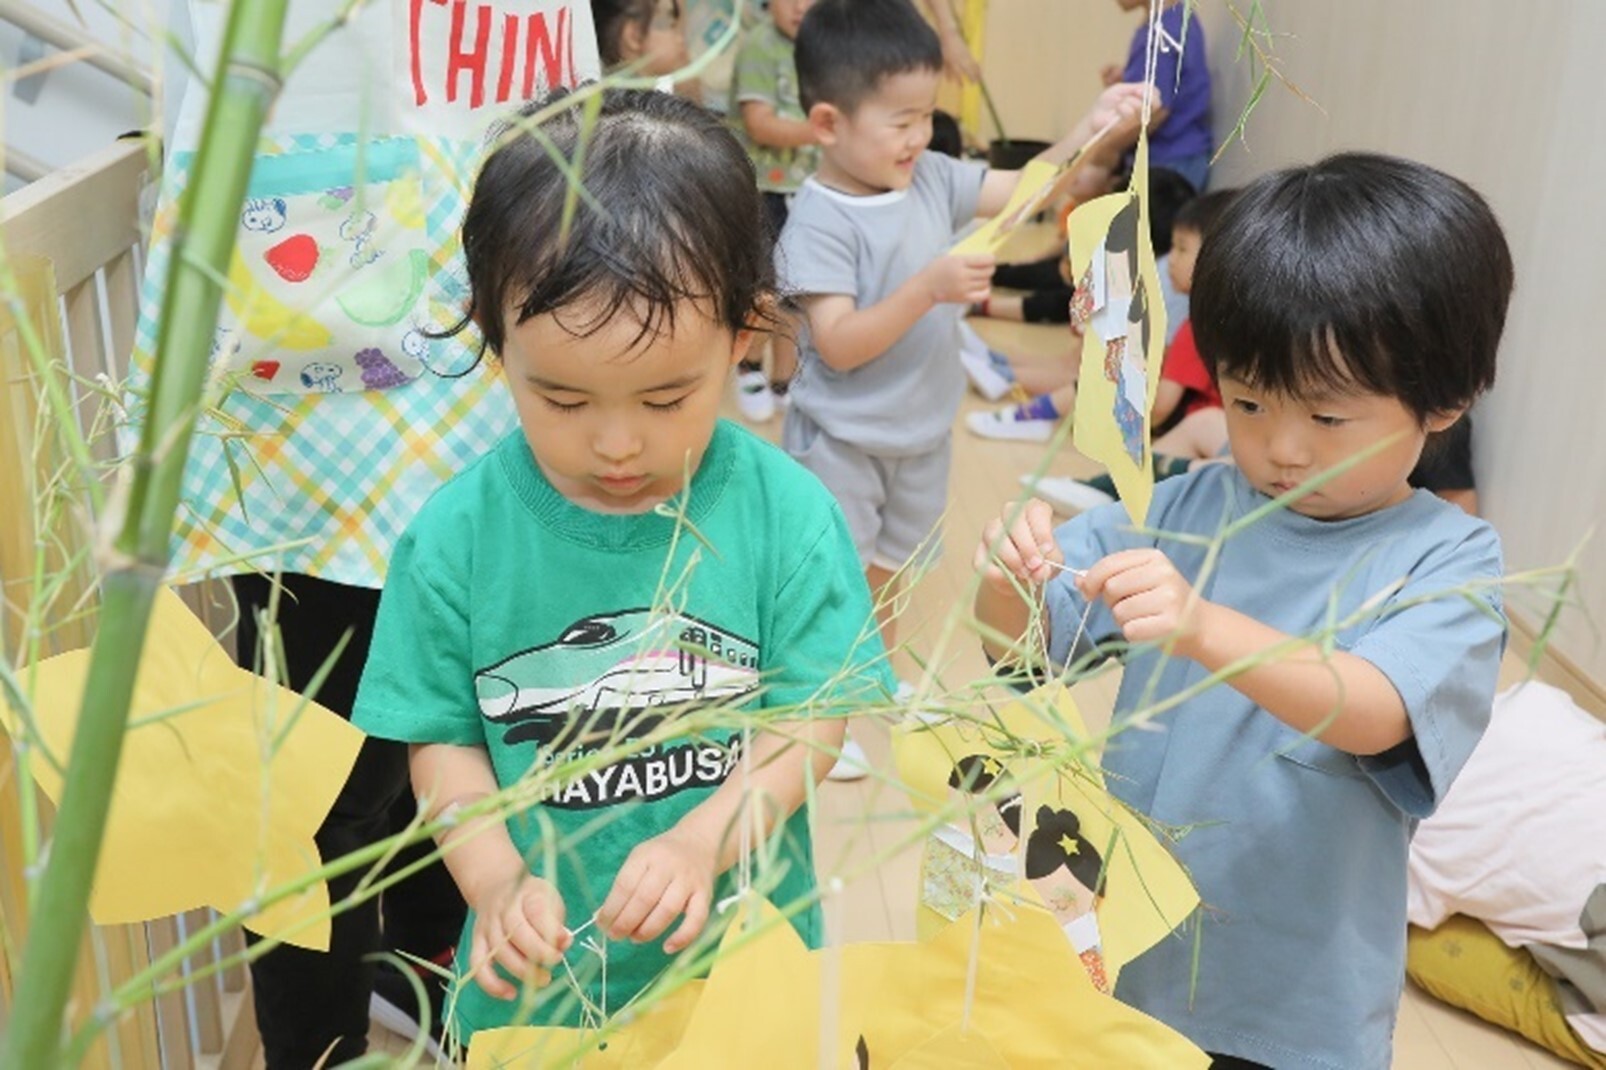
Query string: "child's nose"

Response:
xmin=1267 ymin=423 xmax=1311 ymax=468
xmin=594 ymin=421 xmax=643 ymax=462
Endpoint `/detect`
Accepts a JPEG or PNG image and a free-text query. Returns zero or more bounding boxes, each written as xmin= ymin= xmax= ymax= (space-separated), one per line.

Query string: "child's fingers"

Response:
xmin=470 ymin=926 xmax=519 ymax=1000
xmin=1024 ymin=500 xmax=1062 ymax=564
xmin=663 ymin=888 xmax=711 ymax=955
xmin=627 ymin=880 xmax=694 ymax=945
xmin=521 ymin=884 xmax=570 ymax=956
xmin=602 ymin=865 xmax=672 ymax=941
xmin=1079 ymin=548 xmax=1162 ymax=600
xmin=977 ymin=518 xmax=1023 ymax=578
xmin=509 ymin=905 xmax=565 ymax=968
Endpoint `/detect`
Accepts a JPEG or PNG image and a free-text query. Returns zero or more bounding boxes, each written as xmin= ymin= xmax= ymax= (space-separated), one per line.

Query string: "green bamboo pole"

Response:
xmin=0 ymin=0 xmax=290 ymax=1064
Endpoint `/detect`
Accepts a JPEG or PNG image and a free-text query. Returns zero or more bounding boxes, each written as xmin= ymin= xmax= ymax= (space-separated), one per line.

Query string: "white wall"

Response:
xmin=1 ymin=1 xmax=178 ymax=192
xmin=1196 ymin=0 xmax=1606 ymax=682
xmin=973 ymin=0 xmax=1138 ymax=145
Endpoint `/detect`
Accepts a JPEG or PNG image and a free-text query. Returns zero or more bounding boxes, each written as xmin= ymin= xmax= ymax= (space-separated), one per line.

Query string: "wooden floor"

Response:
xmin=356 ymin=312 xmax=1575 ymax=1067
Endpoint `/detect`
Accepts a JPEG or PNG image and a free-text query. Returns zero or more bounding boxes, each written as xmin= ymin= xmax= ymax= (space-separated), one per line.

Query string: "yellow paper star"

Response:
xmin=0 ymin=587 xmax=363 ymax=949
xmin=463 ymin=892 xmax=1208 ymax=1067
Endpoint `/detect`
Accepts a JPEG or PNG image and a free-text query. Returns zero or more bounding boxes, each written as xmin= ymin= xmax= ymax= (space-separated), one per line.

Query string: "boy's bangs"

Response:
xmin=1198 ymin=217 xmax=1409 ymax=406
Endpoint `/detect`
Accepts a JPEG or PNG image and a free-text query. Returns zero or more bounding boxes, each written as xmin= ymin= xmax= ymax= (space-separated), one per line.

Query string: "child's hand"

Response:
xmin=1079 ymin=548 xmax=1210 ymax=653
xmin=975 ymin=498 xmax=1062 ymax=594
xmin=924 ymin=253 xmax=996 ymax=306
xmin=1100 ymin=63 xmax=1124 ymax=88
xmin=468 ymin=873 xmax=570 ymax=1000
xmin=1088 ymin=82 xmax=1153 ymax=136
xmin=598 ymin=824 xmax=719 ymax=954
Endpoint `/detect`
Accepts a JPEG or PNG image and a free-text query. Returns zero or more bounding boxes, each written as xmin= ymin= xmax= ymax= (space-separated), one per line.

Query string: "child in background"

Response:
xmin=731 ymin=0 xmax=817 ymax=422
xmin=592 ymin=0 xmax=689 ymax=77
xmin=778 ymin=0 xmax=1147 ymax=654
xmin=353 ymin=89 xmax=891 ymax=1039
xmin=682 ymin=0 xmax=767 ymax=115
xmin=975 ymin=153 xmax=1512 ymax=1069
xmin=1105 ymin=0 xmax=1212 ymax=191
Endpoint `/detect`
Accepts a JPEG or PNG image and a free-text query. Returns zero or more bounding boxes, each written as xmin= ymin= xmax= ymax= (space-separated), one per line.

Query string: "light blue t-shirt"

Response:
xmin=776 ymin=151 xmax=987 ymax=456
xmin=1044 ymin=465 xmax=1505 ymax=1069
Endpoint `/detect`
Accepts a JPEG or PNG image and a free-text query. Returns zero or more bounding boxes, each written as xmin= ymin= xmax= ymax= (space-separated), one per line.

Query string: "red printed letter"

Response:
xmin=497 ymin=13 xmax=519 ymax=103
xmin=445 ymin=1 xmax=492 ymax=108
xmin=524 ymin=8 xmax=570 ymax=98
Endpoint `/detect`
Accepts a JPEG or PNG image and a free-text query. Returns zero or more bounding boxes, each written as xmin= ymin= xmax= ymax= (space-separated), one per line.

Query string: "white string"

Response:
xmin=1139 ymin=0 xmax=1164 ymax=131
xmin=1038 ymin=559 xmax=1097 ymax=671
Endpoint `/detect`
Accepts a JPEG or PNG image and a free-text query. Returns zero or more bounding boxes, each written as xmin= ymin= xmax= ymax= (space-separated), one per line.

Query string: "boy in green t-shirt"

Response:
xmin=730 ymin=0 xmax=816 ymax=423
xmin=352 ymin=88 xmax=891 ymax=1041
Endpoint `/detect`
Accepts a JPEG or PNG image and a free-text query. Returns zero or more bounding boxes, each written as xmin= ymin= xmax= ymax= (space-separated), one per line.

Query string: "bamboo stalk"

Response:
xmin=0 ymin=0 xmax=290 ymax=1064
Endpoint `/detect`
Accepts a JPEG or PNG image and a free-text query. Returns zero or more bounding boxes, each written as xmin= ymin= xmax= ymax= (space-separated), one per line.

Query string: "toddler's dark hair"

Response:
xmin=1146 ymin=167 xmax=1197 ymax=257
xmin=1172 ymin=187 xmax=1237 ymax=240
xmin=929 ymin=109 xmax=963 ymax=158
xmin=1192 ymin=153 xmax=1511 ymax=419
xmin=455 ymin=88 xmax=775 ymax=360
xmin=796 ymin=0 xmax=942 ymax=114
xmin=591 ymin=0 xmax=656 ymax=69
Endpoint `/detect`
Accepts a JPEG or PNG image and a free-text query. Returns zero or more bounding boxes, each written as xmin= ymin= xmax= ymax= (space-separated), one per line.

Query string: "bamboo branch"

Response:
xmin=0 ymin=1 xmax=290 ymax=1064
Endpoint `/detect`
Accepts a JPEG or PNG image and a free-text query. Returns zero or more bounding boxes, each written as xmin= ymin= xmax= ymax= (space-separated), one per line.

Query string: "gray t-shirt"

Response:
xmin=1046 ymin=464 xmax=1505 ymax=1069
xmin=776 ymin=152 xmax=987 ymax=456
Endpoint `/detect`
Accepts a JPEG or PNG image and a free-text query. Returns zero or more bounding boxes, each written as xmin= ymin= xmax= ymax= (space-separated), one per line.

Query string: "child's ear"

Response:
xmin=617 ymin=20 xmax=647 ymax=62
xmin=807 ymin=102 xmax=842 ymax=146
xmin=1424 ymin=407 xmax=1467 ymax=434
xmin=730 ymin=326 xmax=758 ymax=368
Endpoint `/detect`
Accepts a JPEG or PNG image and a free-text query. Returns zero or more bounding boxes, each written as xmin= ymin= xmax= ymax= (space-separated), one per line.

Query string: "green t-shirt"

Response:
xmin=353 ymin=421 xmax=890 ymax=1035
xmin=730 ymin=21 xmax=817 ymax=193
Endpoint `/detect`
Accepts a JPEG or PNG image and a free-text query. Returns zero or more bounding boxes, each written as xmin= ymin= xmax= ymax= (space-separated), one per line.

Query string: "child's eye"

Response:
xmin=540 ymin=396 xmax=586 ymax=413
xmin=1312 ymin=414 xmax=1348 ymax=427
xmin=1232 ymin=398 xmax=1262 ymax=415
xmin=644 ymin=396 xmax=689 ymax=413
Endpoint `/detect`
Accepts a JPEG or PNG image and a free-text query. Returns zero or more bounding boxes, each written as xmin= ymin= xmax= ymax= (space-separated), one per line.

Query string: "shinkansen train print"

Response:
xmin=474 ymin=608 xmax=761 ymax=747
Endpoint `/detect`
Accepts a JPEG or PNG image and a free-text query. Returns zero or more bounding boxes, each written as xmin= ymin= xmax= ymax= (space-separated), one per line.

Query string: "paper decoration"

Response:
xmin=0 ymin=588 xmax=363 ymax=950
xmin=953 ymin=122 xmax=1117 ymax=259
xmin=467 ymin=893 xmax=1208 ymax=1067
xmin=1069 ymin=134 xmax=1169 ymax=525
xmin=890 ymin=683 xmax=1198 ymax=992
xmin=954 ymin=158 xmax=1062 ymax=258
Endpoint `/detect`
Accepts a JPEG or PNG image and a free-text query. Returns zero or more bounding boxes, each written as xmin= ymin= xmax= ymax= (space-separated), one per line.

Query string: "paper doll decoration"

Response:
xmin=0 ymin=588 xmax=363 ymax=950
xmin=891 ymin=682 xmax=1198 ymax=993
xmin=952 ymin=123 xmax=1117 ymax=260
xmin=466 ymin=893 xmax=1208 ymax=1067
xmin=1069 ymin=134 xmax=1169 ymax=525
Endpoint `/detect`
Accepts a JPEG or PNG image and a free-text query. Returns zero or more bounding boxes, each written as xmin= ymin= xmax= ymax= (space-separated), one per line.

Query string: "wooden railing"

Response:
xmin=0 ymin=138 xmax=257 ymax=1069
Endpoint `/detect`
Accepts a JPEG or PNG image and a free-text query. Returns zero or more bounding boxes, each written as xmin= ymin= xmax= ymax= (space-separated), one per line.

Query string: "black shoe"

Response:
xmin=369 ymin=958 xmax=449 ymax=1059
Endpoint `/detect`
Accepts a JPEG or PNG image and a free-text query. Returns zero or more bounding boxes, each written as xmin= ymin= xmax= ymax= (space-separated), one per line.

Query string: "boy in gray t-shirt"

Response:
xmin=779 ymin=0 xmax=1148 ymax=652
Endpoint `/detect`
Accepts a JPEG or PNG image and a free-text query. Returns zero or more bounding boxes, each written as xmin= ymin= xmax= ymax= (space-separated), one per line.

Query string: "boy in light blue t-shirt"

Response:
xmin=977 ymin=154 xmax=1514 ymax=1069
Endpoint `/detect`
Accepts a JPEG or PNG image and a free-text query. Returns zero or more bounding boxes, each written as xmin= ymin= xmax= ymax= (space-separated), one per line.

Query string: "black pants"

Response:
xmin=232 ymin=573 xmax=466 ymax=1068
xmin=992 ymin=255 xmax=1073 ymax=323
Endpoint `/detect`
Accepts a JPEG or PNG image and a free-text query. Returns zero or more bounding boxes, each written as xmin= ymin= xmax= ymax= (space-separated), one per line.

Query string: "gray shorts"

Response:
xmin=783 ymin=412 xmax=951 ymax=572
